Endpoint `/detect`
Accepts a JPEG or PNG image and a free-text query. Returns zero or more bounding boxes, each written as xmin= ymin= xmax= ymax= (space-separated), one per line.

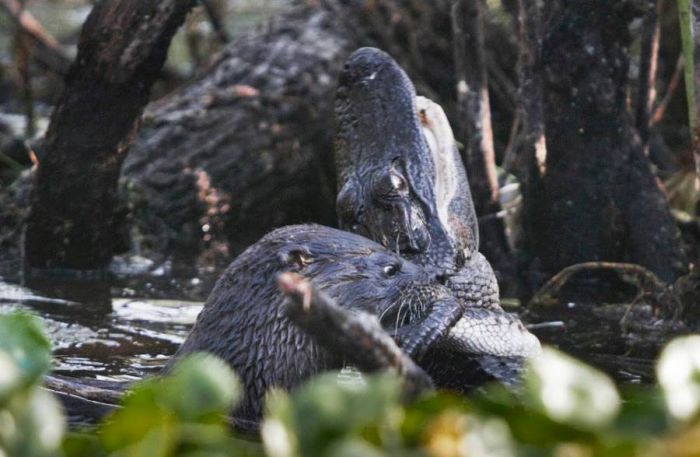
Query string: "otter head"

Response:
xmin=334 ymin=47 xmax=478 ymax=275
xmin=272 ymin=225 xmax=452 ymax=335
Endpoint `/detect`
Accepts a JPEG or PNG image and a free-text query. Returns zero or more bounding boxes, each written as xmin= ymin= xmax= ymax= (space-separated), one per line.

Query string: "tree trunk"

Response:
xmin=524 ymin=0 xmax=686 ymax=283
xmin=451 ymin=0 xmax=514 ymax=279
xmin=512 ymin=0 xmax=547 ymax=292
xmin=24 ymin=0 xmax=195 ymax=271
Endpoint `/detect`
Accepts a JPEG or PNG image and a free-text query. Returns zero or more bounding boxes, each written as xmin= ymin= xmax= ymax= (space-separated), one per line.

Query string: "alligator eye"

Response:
xmin=390 ymin=172 xmax=407 ymax=192
xmin=383 ymin=263 xmax=400 ymax=277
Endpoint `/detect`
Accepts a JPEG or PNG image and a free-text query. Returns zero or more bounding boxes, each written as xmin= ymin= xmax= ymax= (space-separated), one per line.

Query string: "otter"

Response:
xmin=169 ymin=224 xmax=460 ymax=424
xmin=334 ymin=47 xmax=540 ymax=381
xmin=47 ymin=224 xmax=463 ymax=428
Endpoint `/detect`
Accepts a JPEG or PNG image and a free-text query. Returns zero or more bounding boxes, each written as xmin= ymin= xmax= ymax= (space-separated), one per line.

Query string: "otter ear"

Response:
xmin=277 ymin=245 xmax=313 ymax=270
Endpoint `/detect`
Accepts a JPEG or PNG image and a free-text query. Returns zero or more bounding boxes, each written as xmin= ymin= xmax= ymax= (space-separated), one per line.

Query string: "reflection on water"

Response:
xmin=0 ymin=274 xmax=208 ymax=381
xmin=521 ymin=273 xmax=693 ymax=384
xmin=524 ymin=301 xmax=683 ymax=384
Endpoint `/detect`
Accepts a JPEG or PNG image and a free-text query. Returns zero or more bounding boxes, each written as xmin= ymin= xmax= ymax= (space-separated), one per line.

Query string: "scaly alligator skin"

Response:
xmin=334 ymin=47 xmax=540 ymax=385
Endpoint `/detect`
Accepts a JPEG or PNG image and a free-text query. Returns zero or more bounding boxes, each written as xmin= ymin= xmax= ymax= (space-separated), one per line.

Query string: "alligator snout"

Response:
xmin=338 ymin=47 xmax=402 ymax=88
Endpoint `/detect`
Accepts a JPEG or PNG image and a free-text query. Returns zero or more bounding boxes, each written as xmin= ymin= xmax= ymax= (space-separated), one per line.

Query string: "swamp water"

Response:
xmin=0 ymin=265 xmax=675 ymax=387
xmin=0 ymin=264 xmax=219 ymax=382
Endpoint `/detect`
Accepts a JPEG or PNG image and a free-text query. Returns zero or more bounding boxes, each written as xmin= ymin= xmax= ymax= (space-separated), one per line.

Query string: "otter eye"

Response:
xmin=383 ymin=263 xmax=400 ymax=277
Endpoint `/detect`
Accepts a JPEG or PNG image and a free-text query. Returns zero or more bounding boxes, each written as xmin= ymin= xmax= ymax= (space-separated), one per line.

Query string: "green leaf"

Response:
xmin=0 ymin=350 xmax=22 ymax=404
xmin=460 ymin=416 xmax=516 ymax=457
xmin=163 ymin=353 xmax=241 ymax=421
xmin=329 ymin=439 xmax=388 ymax=457
xmin=400 ymin=392 xmax=470 ymax=445
xmin=100 ymin=384 xmax=177 ymax=453
xmin=0 ymin=313 xmax=51 ymax=396
xmin=263 ymin=372 xmax=402 ymax=457
xmin=100 ymin=353 xmax=242 ymax=455
xmin=615 ymin=386 xmax=670 ymax=437
xmin=62 ymin=432 xmax=106 ymax=457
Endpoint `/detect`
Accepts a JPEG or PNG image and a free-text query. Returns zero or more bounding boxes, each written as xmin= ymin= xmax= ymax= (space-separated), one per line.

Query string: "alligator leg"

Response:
xmin=395 ymin=298 xmax=463 ymax=361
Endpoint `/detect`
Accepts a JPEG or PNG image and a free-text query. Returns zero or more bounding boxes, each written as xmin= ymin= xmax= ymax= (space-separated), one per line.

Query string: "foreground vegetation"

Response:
xmin=2 ymin=311 xmax=700 ymax=457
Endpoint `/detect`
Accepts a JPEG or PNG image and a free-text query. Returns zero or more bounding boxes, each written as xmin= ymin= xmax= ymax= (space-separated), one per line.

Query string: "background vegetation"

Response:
xmin=2 ymin=1 xmax=700 ymax=455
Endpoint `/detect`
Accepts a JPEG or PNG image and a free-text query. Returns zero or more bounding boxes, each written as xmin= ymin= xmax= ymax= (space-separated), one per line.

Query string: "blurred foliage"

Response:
xmin=4 ymin=311 xmax=700 ymax=457
xmin=63 ymin=353 xmax=263 ymax=457
xmin=677 ymin=0 xmax=697 ymax=136
xmin=0 ymin=313 xmax=63 ymax=457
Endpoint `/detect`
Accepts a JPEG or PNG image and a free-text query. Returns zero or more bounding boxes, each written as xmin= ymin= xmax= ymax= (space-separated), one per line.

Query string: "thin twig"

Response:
xmin=486 ymin=54 xmax=518 ymax=110
xmin=652 ymin=54 xmax=684 ymax=125
xmin=514 ymin=0 xmax=546 ymax=178
xmin=0 ymin=151 xmax=24 ymax=171
xmin=677 ymin=0 xmax=700 ymax=183
xmin=528 ymin=261 xmax=671 ymax=308
xmin=44 ymin=376 xmax=124 ymax=404
xmin=501 ymin=111 xmax=521 ymax=173
xmin=200 ymin=0 xmax=229 ymax=43
xmin=0 ymin=0 xmax=71 ymax=75
xmin=14 ymin=4 xmax=35 ymax=138
xmin=634 ymin=0 xmax=661 ymax=147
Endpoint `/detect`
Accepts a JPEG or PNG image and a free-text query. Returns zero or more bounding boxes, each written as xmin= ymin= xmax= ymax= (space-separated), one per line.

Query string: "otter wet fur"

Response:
xmin=169 ymin=224 xmax=455 ymax=425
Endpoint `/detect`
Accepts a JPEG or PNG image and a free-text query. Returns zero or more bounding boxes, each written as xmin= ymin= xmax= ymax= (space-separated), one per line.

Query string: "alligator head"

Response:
xmin=334 ymin=47 xmax=479 ymax=274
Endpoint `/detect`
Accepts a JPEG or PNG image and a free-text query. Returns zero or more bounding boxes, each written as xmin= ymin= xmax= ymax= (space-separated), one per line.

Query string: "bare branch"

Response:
xmin=652 ymin=54 xmax=684 ymax=125
xmin=278 ymin=272 xmax=434 ymax=400
xmin=635 ymin=0 xmax=662 ymax=147
xmin=0 ymin=0 xmax=71 ymax=75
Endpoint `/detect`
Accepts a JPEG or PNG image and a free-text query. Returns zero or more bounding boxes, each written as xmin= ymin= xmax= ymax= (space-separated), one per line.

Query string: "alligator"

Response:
xmin=334 ymin=47 xmax=540 ymax=387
